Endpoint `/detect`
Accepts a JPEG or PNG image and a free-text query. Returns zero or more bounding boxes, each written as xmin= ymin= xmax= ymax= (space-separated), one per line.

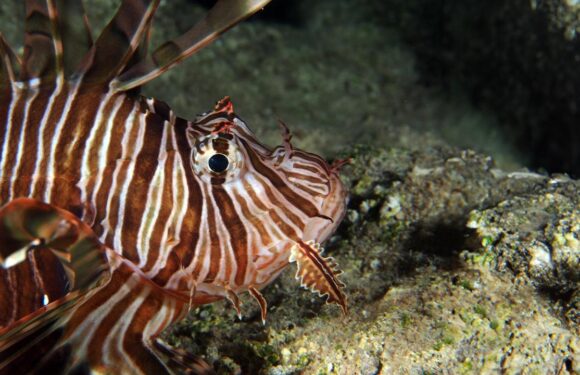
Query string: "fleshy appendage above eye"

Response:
xmin=191 ymin=133 xmax=243 ymax=183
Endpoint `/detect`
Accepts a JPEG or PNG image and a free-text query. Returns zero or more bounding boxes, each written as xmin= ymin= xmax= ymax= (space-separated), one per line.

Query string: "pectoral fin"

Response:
xmin=248 ymin=286 xmax=268 ymax=325
xmin=0 ymin=199 xmax=112 ymax=373
xmin=0 ymin=198 xmax=109 ymax=327
xmin=153 ymin=339 xmax=215 ymax=375
xmin=290 ymin=240 xmax=347 ymax=315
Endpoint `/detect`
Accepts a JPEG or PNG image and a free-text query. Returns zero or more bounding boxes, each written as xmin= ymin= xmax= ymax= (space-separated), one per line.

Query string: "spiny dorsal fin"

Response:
xmin=18 ymin=1 xmax=94 ymax=83
xmin=79 ymin=0 xmax=160 ymax=84
xmin=9 ymin=1 xmax=271 ymax=88
xmin=0 ymin=34 xmax=20 ymax=87
xmin=111 ymin=0 xmax=272 ymax=92
xmin=55 ymin=0 xmax=94 ymax=78
xmin=21 ymin=0 xmax=56 ymax=81
xmin=290 ymin=240 xmax=348 ymax=315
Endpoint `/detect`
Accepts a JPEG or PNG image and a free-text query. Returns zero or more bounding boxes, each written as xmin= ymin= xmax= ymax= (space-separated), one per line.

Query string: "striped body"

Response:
xmin=0 ymin=81 xmax=344 ymax=300
xmin=0 ymin=1 xmax=347 ymax=373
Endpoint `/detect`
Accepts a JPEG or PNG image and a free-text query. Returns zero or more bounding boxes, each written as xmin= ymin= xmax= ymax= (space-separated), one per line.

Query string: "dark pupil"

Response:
xmin=208 ymin=153 xmax=229 ymax=173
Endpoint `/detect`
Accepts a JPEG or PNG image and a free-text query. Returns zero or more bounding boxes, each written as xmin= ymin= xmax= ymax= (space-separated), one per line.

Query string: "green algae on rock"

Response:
xmin=467 ymin=176 xmax=580 ymax=330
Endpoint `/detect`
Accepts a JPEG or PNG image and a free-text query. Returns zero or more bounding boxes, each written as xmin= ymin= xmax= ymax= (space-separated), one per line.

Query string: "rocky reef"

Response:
xmin=0 ymin=0 xmax=578 ymax=373
xmin=163 ymin=144 xmax=579 ymax=374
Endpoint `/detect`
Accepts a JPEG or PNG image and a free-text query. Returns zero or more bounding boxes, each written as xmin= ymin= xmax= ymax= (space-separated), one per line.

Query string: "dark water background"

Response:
xmin=1 ymin=0 xmax=579 ymax=175
xmin=246 ymin=0 xmax=580 ymax=176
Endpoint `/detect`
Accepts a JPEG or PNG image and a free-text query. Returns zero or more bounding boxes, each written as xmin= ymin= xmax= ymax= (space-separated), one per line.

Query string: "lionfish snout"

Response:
xmin=270 ymin=146 xmax=345 ymax=240
xmin=270 ymin=122 xmax=347 ymax=244
xmin=303 ymin=168 xmax=347 ymax=244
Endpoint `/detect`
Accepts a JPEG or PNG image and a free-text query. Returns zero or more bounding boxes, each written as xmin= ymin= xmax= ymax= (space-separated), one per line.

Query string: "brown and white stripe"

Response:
xmin=0 ymin=0 xmax=347 ymax=373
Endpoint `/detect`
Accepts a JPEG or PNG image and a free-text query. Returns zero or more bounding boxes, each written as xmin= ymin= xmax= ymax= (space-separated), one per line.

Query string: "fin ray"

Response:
xmin=0 ymin=198 xmax=109 ymax=328
xmin=111 ymin=0 xmax=272 ymax=92
xmin=291 ymin=240 xmax=348 ymax=315
xmin=248 ymin=286 xmax=268 ymax=324
xmin=54 ymin=0 xmax=94 ymax=78
xmin=79 ymin=0 xmax=160 ymax=84
xmin=0 ymin=34 xmax=20 ymax=87
xmin=21 ymin=0 xmax=56 ymax=81
xmin=153 ymin=340 xmax=215 ymax=375
xmin=0 ymin=291 xmax=82 ymax=374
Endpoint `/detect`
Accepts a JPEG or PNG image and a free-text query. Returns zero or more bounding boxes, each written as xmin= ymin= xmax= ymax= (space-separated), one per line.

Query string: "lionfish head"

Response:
xmin=189 ymin=97 xmax=346 ymax=245
xmin=188 ymin=97 xmax=348 ymax=313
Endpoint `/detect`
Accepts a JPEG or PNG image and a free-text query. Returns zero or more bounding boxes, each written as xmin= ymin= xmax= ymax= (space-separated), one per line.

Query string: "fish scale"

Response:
xmin=0 ymin=1 xmax=348 ymax=373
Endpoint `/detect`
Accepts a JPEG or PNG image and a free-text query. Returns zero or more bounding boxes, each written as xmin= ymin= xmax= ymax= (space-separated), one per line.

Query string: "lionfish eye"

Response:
xmin=191 ymin=133 xmax=242 ymax=183
xmin=208 ymin=153 xmax=229 ymax=173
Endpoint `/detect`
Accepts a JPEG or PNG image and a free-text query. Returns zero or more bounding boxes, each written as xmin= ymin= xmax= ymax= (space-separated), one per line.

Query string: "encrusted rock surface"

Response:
xmin=164 ymin=145 xmax=579 ymax=374
xmin=468 ymin=177 xmax=579 ymax=330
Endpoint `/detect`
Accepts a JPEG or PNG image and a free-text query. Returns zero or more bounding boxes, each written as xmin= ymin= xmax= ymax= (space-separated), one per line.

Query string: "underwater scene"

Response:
xmin=0 ymin=0 xmax=578 ymax=374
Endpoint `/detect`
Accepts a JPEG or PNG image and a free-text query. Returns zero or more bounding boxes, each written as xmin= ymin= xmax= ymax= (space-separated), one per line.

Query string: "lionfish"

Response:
xmin=0 ymin=0 xmax=347 ymax=373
